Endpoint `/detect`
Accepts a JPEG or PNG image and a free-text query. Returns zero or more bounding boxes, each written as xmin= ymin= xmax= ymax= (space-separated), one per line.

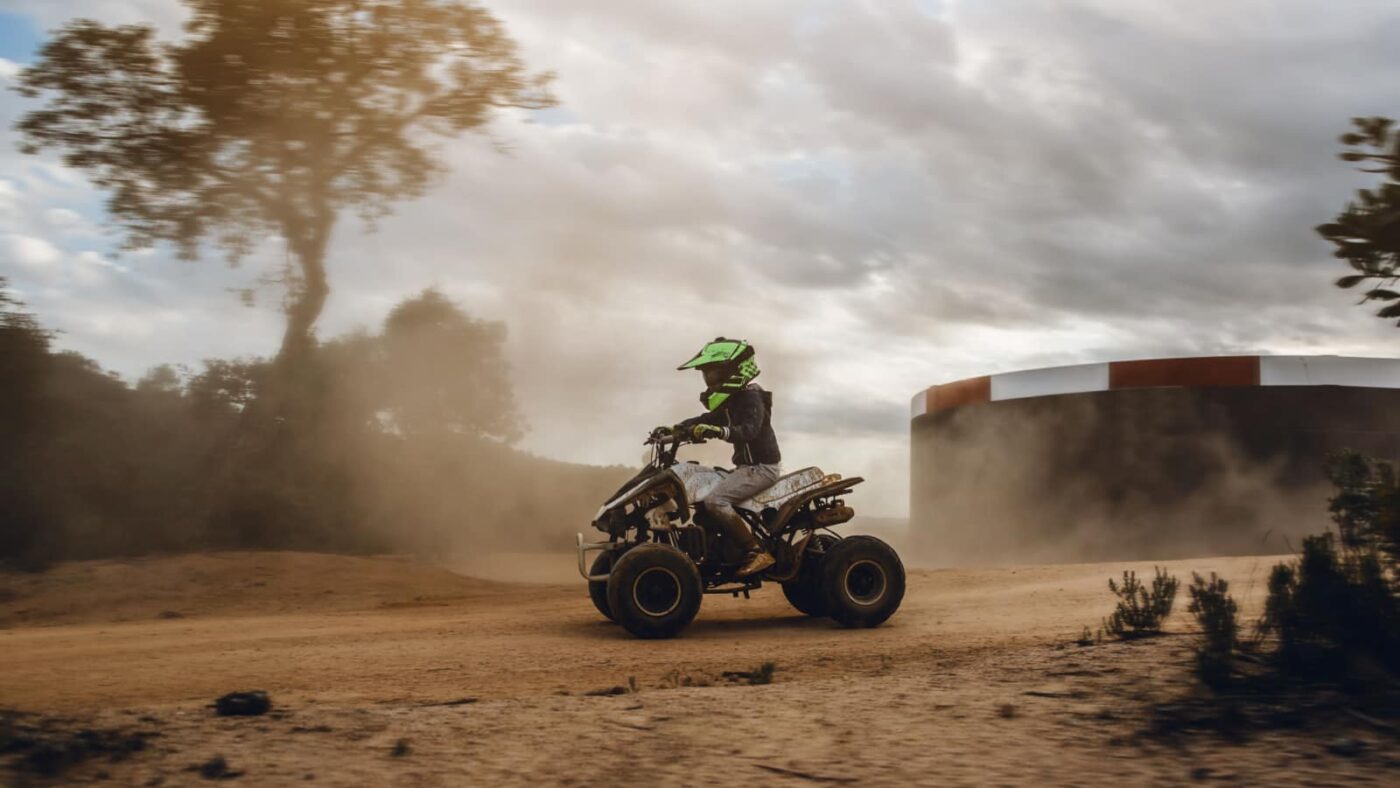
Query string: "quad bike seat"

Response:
xmin=736 ymin=466 xmax=827 ymax=513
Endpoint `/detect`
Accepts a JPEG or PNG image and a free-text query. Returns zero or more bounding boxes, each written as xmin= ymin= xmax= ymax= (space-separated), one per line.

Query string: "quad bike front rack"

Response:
xmin=576 ymin=533 xmax=616 ymax=582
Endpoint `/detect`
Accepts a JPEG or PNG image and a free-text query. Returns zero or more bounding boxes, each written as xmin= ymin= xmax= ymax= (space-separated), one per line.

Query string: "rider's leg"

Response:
xmin=703 ymin=464 xmax=781 ymax=577
xmin=704 ymin=498 xmax=761 ymax=552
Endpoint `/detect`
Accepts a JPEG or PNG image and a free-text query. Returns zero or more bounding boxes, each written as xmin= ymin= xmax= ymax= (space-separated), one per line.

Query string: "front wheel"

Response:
xmin=605 ymin=544 xmax=703 ymax=639
xmin=820 ymin=535 xmax=905 ymax=628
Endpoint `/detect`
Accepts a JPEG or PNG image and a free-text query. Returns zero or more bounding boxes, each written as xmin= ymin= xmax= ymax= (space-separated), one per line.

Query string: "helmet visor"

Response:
xmin=677 ymin=339 xmax=748 ymax=370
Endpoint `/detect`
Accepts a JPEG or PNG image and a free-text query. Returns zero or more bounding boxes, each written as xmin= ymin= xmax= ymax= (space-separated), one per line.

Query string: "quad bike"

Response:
xmin=577 ymin=427 xmax=905 ymax=639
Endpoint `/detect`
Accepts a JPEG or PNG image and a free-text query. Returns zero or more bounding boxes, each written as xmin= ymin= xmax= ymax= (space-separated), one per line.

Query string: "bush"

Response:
xmin=1255 ymin=451 xmax=1400 ymax=681
xmin=1153 ymin=451 xmax=1400 ymax=732
xmin=1259 ymin=534 xmax=1400 ymax=678
xmin=1187 ymin=572 xmax=1239 ymax=688
xmin=1103 ymin=567 xmax=1179 ymax=639
xmin=1324 ymin=449 xmax=1400 ymax=562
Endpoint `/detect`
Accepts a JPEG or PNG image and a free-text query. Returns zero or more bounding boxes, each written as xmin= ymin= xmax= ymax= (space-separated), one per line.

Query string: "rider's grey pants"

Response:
xmin=703 ymin=463 xmax=781 ymax=552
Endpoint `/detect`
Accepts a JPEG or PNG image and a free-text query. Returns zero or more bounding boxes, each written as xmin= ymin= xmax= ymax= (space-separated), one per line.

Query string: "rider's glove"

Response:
xmin=691 ymin=423 xmax=727 ymax=441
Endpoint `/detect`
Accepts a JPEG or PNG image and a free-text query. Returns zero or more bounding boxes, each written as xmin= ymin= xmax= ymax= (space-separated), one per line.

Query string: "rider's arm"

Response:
xmin=676 ymin=411 xmax=725 ymax=431
xmin=721 ymin=389 xmax=765 ymax=443
xmin=677 ymin=390 xmax=763 ymax=442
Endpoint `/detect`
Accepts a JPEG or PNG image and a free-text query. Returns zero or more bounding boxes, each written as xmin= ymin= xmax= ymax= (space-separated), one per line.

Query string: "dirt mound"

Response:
xmin=0 ymin=551 xmax=511 ymax=627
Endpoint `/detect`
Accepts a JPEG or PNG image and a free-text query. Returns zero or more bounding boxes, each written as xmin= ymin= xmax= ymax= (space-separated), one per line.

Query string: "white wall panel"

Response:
xmin=910 ymin=390 xmax=928 ymax=419
xmin=990 ymin=362 xmax=1109 ymax=401
xmin=916 ymin=356 xmax=1400 ymax=422
xmin=1260 ymin=356 xmax=1400 ymax=388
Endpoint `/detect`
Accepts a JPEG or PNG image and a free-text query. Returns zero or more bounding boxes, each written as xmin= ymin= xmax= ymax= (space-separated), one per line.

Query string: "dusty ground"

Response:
xmin=1 ymin=550 xmax=1395 ymax=785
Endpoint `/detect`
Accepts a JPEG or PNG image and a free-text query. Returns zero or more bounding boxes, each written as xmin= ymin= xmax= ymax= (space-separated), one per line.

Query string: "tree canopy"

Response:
xmin=377 ymin=288 xmax=523 ymax=441
xmin=15 ymin=0 xmax=554 ymax=361
xmin=1317 ymin=116 xmax=1400 ymax=325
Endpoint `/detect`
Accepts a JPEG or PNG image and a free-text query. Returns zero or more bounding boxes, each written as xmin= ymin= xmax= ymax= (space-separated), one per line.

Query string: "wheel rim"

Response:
xmin=632 ymin=566 xmax=683 ymax=617
xmin=842 ymin=559 xmax=887 ymax=607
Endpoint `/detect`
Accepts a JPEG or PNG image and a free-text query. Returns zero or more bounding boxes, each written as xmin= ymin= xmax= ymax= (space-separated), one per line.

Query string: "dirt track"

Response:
xmin=1 ymin=551 xmax=1395 ymax=785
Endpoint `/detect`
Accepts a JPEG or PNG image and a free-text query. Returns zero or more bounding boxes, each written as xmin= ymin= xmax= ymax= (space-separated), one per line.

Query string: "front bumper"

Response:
xmin=576 ymin=533 xmax=616 ymax=582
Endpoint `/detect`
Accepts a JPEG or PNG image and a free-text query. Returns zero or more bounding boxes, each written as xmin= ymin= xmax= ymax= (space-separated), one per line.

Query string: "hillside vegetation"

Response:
xmin=1 ymin=280 xmax=628 ymax=565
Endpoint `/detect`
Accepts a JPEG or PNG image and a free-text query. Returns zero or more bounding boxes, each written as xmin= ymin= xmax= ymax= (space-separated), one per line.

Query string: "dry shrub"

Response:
xmin=1186 ymin=572 xmax=1239 ymax=688
xmin=1256 ymin=452 xmax=1400 ymax=680
xmin=1103 ymin=567 xmax=1179 ymax=639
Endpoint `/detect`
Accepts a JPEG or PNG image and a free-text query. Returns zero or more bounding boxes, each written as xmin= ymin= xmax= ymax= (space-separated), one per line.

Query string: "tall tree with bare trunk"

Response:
xmin=14 ymin=0 xmax=554 ymax=367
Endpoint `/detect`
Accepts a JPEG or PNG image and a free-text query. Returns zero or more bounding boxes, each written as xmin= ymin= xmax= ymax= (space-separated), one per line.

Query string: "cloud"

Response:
xmin=0 ymin=1 xmax=186 ymax=37
xmin=3 ymin=0 xmax=1400 ymax=516
xmin=43 ymin=207 xmax=87 ymax=232
xmin=3 ymin=232 xmax=60 ymax=268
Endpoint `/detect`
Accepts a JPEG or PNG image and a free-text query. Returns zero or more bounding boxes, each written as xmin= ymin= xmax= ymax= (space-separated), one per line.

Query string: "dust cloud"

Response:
xmin=342 ymin=435 xmax=631 ymax=560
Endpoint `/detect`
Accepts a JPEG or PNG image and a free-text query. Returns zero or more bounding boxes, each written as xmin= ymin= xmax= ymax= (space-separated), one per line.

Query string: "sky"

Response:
xmin=1 ymin=0 xmax=1399 ymax=516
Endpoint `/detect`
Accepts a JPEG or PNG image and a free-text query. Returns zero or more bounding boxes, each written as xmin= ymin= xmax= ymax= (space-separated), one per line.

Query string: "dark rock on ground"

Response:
xmin=214 ymin=691 xmax=271 ymax=717
xmin=192 ymin=754 xmax=244 ymax=780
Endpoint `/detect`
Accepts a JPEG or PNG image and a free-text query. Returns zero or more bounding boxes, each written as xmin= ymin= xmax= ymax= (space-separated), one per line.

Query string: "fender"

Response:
xmin=767 ymin=476 xmax=865 ymax=536
xmin=595 ymin=471 xmax=685 ymax=522
xmin=667 ymin=462 xmax=727 ymax=510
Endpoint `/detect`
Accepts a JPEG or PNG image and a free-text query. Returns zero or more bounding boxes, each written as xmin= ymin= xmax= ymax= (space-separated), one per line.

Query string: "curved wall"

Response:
xmin=910 ymin=356 xmax=1400 ymax=565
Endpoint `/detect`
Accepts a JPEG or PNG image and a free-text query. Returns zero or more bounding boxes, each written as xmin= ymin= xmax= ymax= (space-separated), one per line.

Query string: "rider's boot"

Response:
xmin=709 ymin=504 xmax=774 ymax=578
xmin=737 ymin=549 xmax=775 ymax=577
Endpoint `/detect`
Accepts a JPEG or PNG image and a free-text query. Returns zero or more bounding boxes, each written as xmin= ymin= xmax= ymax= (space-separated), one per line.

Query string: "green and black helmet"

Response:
xmin=677 ymin=337 xmax=760 ymax=411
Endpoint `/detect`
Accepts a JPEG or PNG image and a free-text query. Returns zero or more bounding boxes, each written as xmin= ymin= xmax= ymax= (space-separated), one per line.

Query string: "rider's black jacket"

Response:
xmin=679 ymin=384 xmax=782 ymax=466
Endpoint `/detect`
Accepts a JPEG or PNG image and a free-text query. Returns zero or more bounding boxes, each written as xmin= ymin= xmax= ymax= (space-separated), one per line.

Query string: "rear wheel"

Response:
xmin=820 ymin=535 xmax=905 ymax=628
xmin=781 ymin=534 xmax=838 ymax=616
xmin=606 ymin=543 xmax=703 ymax=639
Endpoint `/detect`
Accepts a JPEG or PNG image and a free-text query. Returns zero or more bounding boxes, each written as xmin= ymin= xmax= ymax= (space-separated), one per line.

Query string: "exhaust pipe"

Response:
xmin=814 ymin=505 xmax=855 ymax=527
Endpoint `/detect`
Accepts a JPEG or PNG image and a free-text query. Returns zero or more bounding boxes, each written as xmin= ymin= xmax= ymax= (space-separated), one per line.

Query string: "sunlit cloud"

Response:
xmin=1 ymin=0 xmax=1398 ymax=516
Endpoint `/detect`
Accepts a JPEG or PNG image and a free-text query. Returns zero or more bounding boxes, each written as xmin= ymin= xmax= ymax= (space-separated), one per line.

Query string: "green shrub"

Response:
xmin=1256 ymin=451 xmax=1400 ymax=680
xmin=1325 ymin=450 xmax=1400 ymax=562
xmin=1259 ymin=533 xmax=1400 ymax=677
xmin=1187 ymin=572 xmax=1239 ymax=688
xmin=1103 ymin=567 xmax=1180 ymax=639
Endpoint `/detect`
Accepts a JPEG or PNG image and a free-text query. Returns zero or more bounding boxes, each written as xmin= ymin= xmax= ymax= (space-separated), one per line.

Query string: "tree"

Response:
xmin=14 ymin=0 xmax=554 ymax=365
xmin=0 ymin=278 xmax=52 ymax=563
xmin=1317 ymin=116 xmax=1400 ymax=324
xmin=378 ymin=288 xmax=522 ymax=441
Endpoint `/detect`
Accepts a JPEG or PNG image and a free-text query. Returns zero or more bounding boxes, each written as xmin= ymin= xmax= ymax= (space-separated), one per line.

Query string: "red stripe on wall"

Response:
xmin=928 ymin=376 xmax=991 ymax=413
xmin=1108 ymin=356 xmax=1260 ymax=390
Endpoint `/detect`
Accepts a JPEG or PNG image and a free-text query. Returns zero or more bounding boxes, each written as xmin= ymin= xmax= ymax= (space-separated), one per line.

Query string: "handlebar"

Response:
xmin=644 ymin=427 xmax=706 ymax=446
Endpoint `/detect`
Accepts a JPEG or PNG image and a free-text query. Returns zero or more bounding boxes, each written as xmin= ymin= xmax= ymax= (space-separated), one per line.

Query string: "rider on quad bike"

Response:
xmin=670 ymin=337 xmax=781 ymax=579
xmin=577 ymin=335 xmax=905 ymax=639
